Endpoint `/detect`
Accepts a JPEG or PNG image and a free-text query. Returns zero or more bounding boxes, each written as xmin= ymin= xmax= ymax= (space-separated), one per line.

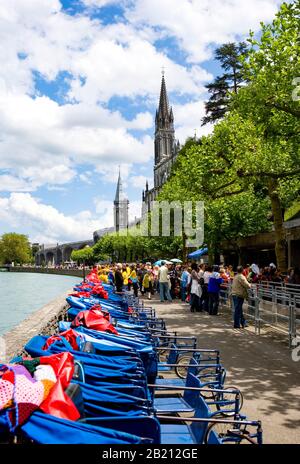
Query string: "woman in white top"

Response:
xmin=190 ymin=262 xmax=202 ymax=313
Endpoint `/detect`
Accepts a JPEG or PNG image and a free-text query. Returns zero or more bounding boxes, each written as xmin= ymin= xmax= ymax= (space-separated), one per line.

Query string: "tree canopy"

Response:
xmin=0 ymin=233 xmax=32 ymax=265
xmin=71 ymin=247 xmax=95 ymax=265
xmin=202 ymin=41 xmax=248 ymax=125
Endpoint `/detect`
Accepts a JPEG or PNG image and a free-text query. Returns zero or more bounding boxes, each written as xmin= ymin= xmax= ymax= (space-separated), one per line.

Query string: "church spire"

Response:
xmin=154 ymin=72 xmax=177 ymax=189
xmin=158 ymin=73 xmax=169 ymax=120
xmin=114 ymin=166 xmax=122 ymax=203
xmin=114 ymin=167 xmax=129 ymax=233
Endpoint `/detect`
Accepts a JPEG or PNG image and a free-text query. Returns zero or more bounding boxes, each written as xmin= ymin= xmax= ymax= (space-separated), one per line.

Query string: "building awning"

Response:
xmin=188 ymin=247 xmax=208 ymax=259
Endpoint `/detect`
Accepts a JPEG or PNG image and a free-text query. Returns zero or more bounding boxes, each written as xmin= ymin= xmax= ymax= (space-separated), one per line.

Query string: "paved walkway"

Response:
xmin=150 ymin=297 xmax=300 ymax=444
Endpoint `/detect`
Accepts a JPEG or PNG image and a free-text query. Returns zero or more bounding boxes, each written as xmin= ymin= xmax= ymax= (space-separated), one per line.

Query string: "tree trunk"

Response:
xmin=238 ymin=249 xmax=243 ymax=266
xmin=182 ymin=233 xmax=188 ymax=262
xmin=268 ymin=179 xmax=287 ymax=271
xmin=233 ymin=66 xmax=238 ymax=94
xmin=208 ymin=246 xmax=214 ymax=265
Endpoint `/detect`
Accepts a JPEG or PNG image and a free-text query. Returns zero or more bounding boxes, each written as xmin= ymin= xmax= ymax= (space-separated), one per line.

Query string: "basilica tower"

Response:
xmin=154 ymin=73 xmax=178 ymax=189
xmin=142 ymin=73 xmax=180 ymax=217
xmin=114 ymin=168 xmax=129 ymax=233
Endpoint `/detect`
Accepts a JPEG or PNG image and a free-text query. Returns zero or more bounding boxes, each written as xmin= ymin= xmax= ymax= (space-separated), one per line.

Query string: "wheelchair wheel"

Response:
xmin=204 ymin=421 xmax=233 ymax=444
xmin=197 ymin=369 xmax=222 ymax=400
xmin=158 ymin=349 xmax=169 ymax=362
xmin=215 ymin=386 xmax=244 ymax=416
xmin=204 ymin=422 xmax=255 ymax=444
xmin=174 ymin=355 xmax=191 ymax=379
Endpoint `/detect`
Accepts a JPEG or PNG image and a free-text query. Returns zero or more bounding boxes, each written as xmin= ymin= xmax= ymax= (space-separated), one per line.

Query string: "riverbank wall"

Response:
xmin=2 ymin=292 xmax=70 ymax=362
xmin=5 ymin=266 xmax=84 ymax=278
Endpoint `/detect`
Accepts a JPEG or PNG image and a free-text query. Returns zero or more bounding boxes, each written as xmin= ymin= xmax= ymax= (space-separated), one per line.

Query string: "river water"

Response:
xmin=0 ymin=272 xmax=81 ymax=336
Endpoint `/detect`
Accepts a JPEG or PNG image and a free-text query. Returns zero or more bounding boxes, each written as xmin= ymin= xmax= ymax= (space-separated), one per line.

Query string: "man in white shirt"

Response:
xmin=158 ymin=261 xmax=172 ymax=302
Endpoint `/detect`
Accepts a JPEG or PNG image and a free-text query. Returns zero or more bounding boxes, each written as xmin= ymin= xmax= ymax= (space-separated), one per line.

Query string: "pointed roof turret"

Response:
xmin=158 ymin=73 xmax=169 ymax=119
xmin=114 ymin=168 xmax=121 ymax=202
xmin=114 ymin=167 xmax=127 ymax=203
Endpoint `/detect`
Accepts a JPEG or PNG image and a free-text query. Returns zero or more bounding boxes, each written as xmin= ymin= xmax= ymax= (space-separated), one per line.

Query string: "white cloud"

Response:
xmin=0 ymin=0 xmax=214 ymax=194
xmin=95 ymin=162 xmax=145 ymax=189
xmin=0 ymin=92 xmax=153 ymax=187
xmin=82 ymin=0 xmax=119 ymax=7
xmin=129 ymin=175 xmax=148 ymax=189
xmin=0 ymin=0 xmax=285 ymax=243
xmin=128 ymin=200 xmax=142 ymax=223
xmin=126 ymin=112 xmax=153 ymax=131
xmin=79 ymin=171 xmax=93 ymax=184
xmin=67 ymin=33 xmax=209 ymax=104
xmin=126 ymin=0 xmax=283 ymax=62
xmin=174 ymin=100 xmax=214 ymax=143
xmin=0 ymin=175 xmax=35 ymax=192
xmin=0 ymin=193 xmax=105 ymax=243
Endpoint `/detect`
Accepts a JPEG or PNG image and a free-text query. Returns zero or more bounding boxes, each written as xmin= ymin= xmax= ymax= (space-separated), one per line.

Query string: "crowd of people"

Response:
xmin=24 ymin=258 xmax=300 ymax=331
xmin=93 ymin=260 xmax=300 ymax=331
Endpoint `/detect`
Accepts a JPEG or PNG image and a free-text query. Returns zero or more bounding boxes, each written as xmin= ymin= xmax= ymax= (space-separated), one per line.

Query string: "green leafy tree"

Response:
xmin=232 ymin=0 xmax=300 ymax=269
xmin=0 ymin=233 xmax=32 ymax=264
xmin=149 ymin=2 xmax=300 ymax=269
xmin=93 ymin=234 xmax=115 ymax=262
xmin=159 ymin=127 xmax=270 ymax=261
xmin=71 ymin=247 xmax=95 ymax=265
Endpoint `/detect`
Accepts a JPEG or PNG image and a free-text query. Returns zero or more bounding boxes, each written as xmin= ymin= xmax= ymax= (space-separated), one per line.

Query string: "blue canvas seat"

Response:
xmin=159 ymin=423 xmax=195 ymax=445
xmin=154 ymin=396 xmax=195 ymax=414
xmin=153 ymin=371 xmax=201 ymax=414
xmin=67 ymin=382 xmax=153 ymax=418
xmin=160 ymin=392 xmax=239 ymax=444
xmin=82 ymin=416 xmax=161 ymax=444
xmin=20 ymin=412 xmax=153 ymax=444
xmin=153 ymin=372 xmax=240 ymax=418
xmin=157 ymin=344 xmax=178 ymax=372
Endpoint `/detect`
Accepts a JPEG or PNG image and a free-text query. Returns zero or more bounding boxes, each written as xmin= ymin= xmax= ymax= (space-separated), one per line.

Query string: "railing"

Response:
xmin=219 ymin=281 xmax=300 ymax=348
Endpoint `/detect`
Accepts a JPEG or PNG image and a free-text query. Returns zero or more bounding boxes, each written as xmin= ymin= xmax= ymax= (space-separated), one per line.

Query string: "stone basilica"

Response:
xmin=113 ymin=73 xmax=180 ymax=232
xmin=141 ymin=73 xmax=180 ymax=218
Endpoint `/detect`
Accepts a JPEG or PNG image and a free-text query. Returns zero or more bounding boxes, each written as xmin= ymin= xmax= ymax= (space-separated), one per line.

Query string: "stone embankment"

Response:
xmin=2 ymin=292 xmax=70 ymax=362
xmin=5 ymin=266 xmax=84 ymax=278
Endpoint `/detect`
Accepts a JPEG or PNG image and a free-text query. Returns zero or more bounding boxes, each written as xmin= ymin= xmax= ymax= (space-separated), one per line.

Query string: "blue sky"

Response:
xmin=0 ymin=0 xmax=284 ymax=244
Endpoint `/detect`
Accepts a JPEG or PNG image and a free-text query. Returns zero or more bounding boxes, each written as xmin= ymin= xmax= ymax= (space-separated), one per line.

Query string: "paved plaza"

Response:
xmin=151 ymin=297 xmax=300 ymax=444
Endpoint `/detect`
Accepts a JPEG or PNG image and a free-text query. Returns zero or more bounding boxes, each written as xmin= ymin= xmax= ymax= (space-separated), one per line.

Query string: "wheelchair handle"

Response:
xmin=156 ymin=347 xmax=219 ymax=353
xmin=156 ymin=415 xmax=262 ymax=429
xmin=158 ymin=363 xmax=222 ymax=368
xmin=148 ymin=384 xmax=240 ymax=395
xmin=153 ymin=335 xmax=197 ymax=340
